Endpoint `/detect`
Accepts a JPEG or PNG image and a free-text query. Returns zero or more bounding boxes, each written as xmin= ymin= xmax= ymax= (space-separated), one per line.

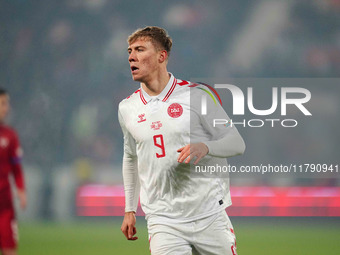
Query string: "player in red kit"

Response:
xmin=0 ymin=88 xmax=26 ymax=255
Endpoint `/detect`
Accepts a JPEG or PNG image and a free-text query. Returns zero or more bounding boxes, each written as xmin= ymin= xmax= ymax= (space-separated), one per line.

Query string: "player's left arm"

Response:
xmin=10 ymin=131 xmax=26 ymax=210
xmin=178 ymin=88 xmax=245 ymax=164
xmin=201 ymin=110 xmax=246 ymax=159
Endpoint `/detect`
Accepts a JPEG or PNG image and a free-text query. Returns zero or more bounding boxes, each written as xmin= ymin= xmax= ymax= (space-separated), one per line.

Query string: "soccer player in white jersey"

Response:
xmin=118 ymin=26 xmax=245 ymax=255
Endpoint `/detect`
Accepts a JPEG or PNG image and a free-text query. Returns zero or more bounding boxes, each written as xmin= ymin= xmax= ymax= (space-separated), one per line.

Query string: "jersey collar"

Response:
xmin=139 ymin=73 xmax=177 ymax=105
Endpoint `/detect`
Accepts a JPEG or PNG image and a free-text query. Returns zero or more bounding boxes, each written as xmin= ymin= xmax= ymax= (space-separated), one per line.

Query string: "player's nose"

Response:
xmin=129 ymin=51 xmax=137 ymax=62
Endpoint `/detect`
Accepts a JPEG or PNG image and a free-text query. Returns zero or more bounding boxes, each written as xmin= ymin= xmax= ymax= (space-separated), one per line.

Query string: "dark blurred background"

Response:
xmin=0 ymin=0 xmax=339 ymax=221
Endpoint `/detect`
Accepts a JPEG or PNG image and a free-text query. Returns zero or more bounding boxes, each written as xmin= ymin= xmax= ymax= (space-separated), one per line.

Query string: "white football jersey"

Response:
xmin=118 ymin=73 xmax=244 ymax=223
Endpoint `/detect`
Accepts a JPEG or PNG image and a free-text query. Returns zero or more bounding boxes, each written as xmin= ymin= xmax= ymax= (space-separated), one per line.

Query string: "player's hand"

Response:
xmin=121 ymin=211 xmax=138 ymax=241
xmin=177 ymin=143 xmax=209 ymax=165
xmin=17 ymin=189 xmax=27 ymax=210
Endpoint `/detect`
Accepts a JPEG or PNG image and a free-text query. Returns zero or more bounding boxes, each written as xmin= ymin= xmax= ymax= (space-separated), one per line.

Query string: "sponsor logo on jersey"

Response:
xmin=150 ymin=121 xmax=162 ymax=130
xmin=167 ymin=103 xmax=183 ymax=118
xmin=0 ymin=137 xmax=9 ymax=148
xmin=137 ymin=113 xmax=146 ymax=123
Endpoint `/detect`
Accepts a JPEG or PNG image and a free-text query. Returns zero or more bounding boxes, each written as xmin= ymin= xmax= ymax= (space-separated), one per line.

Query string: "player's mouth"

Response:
xmin=131 ymin=66 xmax=139 ymax=74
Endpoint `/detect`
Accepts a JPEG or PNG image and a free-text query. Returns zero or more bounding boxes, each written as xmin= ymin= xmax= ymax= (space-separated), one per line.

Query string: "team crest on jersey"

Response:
xmin=137 ymin=113 xmax=146 ymax=123
xmin=0 ymin=137 xmax=9 ymax=148
xmin=151 ymin=121 xmax=162 ymax=130
xmin=167 ymin=103 xmax=183 ymax=118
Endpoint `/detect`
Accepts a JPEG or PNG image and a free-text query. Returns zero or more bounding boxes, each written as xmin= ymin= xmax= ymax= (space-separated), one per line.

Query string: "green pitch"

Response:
xmin=18 ymin=217 xmax=340 ymax=255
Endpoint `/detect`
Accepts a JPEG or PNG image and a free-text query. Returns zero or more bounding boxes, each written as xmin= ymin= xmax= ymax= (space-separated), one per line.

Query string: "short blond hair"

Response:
xmin=128 ymin=26 xmax=172 ymax=57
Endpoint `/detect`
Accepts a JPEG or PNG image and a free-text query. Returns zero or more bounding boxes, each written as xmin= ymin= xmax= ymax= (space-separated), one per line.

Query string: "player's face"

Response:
xmin=0 ymin=95 xmax=10 ymax=123
xmin=128 ymin=38 xmax=161 ymax=82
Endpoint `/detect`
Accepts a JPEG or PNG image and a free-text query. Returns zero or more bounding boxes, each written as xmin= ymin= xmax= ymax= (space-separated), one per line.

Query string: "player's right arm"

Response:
xmin=118 ymin=107 xmax=140 ymax=241
xmin=121 ymin=211 xmax=138 ymax=240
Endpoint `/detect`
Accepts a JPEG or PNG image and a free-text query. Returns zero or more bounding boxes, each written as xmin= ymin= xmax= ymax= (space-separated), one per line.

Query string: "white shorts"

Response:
xmin=148 ymin=210 xmax=237 ymax=255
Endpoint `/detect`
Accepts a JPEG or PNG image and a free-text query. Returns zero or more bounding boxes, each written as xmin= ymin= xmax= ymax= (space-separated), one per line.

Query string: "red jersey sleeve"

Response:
xmin=10 ymin=131 xmax=25 ymax=191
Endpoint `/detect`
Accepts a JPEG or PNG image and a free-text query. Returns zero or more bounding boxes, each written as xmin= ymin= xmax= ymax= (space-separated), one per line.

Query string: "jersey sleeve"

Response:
xmin=118 ymin=107 xmax=140 ymax=213
xmin=10 ymin=130 xmax=25 ymax=191
xmin=198 ymin=89 xmax=246 ymax=158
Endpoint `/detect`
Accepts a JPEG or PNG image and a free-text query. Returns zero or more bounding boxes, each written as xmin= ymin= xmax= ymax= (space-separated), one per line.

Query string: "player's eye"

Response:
xmin=137 ymin=48 xmax=143 ymax=52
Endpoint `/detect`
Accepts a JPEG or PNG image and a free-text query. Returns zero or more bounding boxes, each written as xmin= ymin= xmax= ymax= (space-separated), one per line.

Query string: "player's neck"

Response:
xmin=141 ymin=69 xmax=170 ymax=96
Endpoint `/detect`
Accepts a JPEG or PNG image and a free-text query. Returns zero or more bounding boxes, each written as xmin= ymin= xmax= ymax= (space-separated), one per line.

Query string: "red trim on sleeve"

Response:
xmin=177 ymin=80 xmax=189 ymax=86
xmin=127 ymin=89 xmax=141 ymax=99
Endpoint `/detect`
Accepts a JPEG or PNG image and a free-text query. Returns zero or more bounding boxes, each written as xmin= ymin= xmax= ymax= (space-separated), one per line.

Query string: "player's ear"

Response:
xmin=158 ymin=50 xmax=168 ymax=63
